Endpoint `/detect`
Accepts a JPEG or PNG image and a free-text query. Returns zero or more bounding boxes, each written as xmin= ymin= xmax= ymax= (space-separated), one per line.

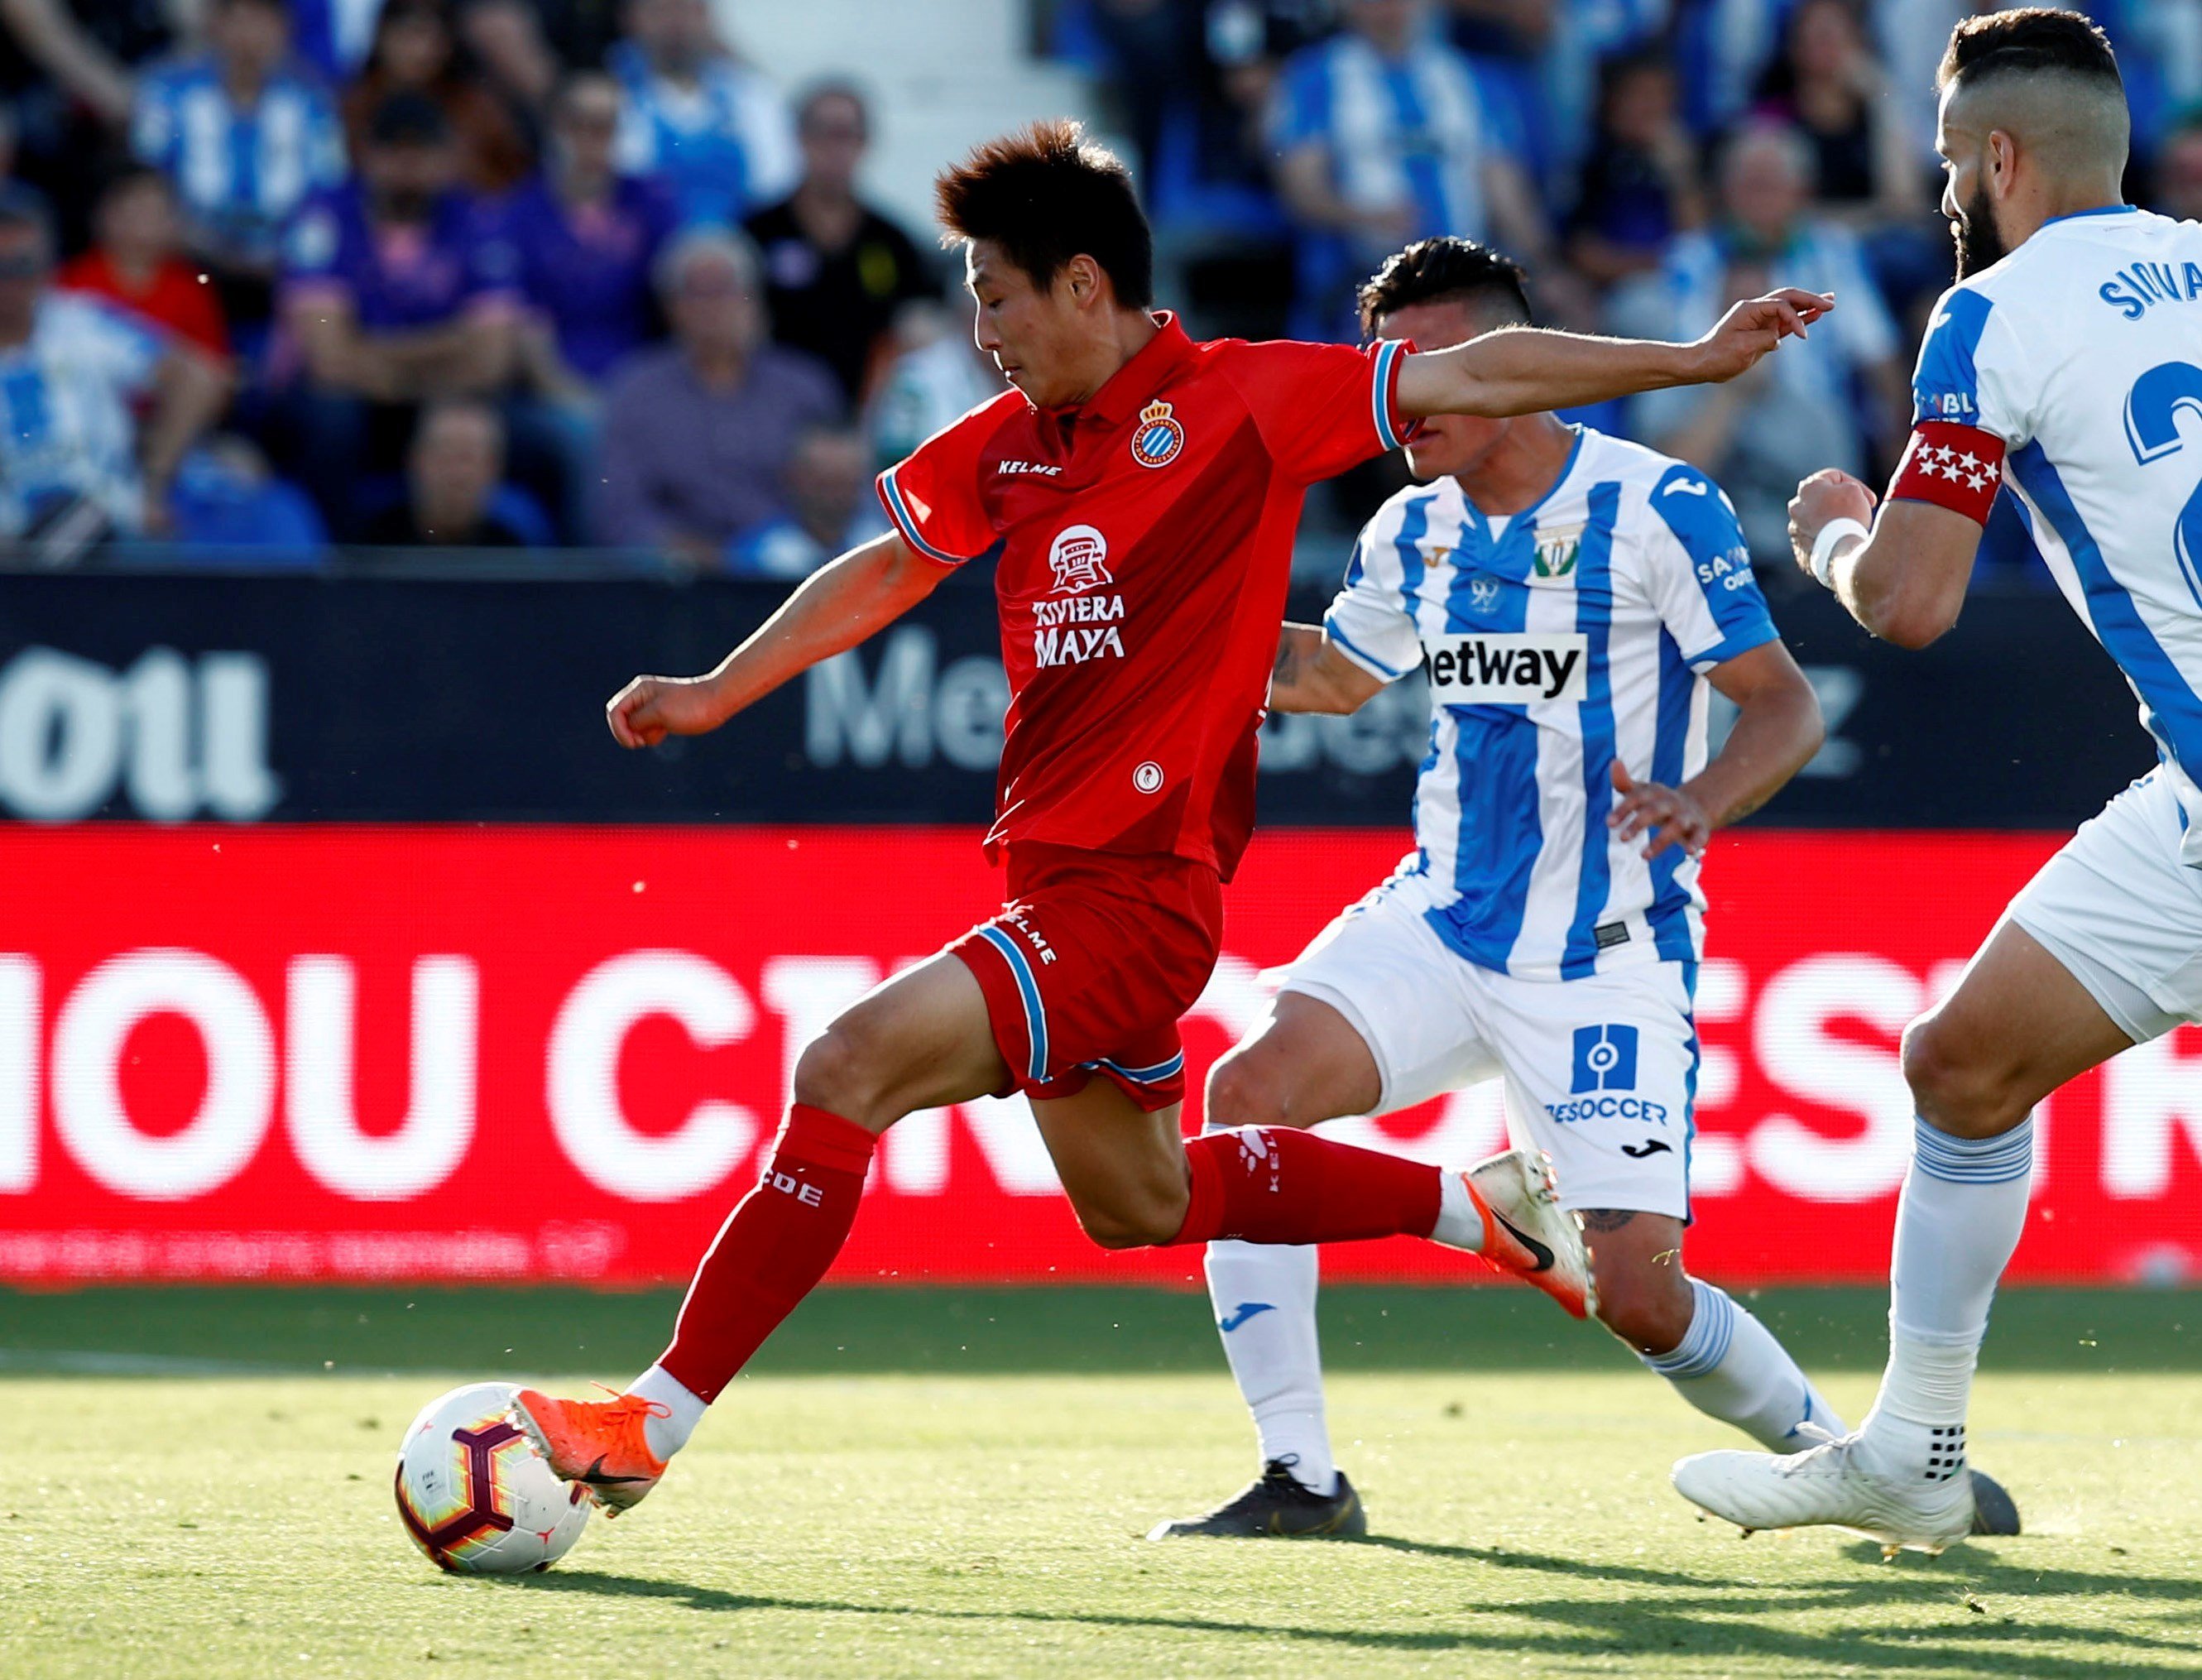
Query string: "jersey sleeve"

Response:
xmin=1894 ymin=284 xmax=2033 ymax=525
xmin=1226 ymin=338 xmax=1419 ymax=485
xmin=1322 ymin=518 xmax=1426 ymax=683
xmin=1642 ymin=463 xmax=1780 ymax=672
xmin=875 ymin=396 xmax=1011 ymax=566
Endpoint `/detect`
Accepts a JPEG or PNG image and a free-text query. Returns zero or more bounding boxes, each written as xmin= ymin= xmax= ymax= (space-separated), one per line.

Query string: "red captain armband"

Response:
xmin=1887 ymin=420 xmax=2006 ymax=526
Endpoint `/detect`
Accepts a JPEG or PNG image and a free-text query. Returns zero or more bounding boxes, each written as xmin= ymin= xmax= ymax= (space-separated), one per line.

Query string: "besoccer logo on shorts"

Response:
xmin=1571 ymin=1024 xmax=1638 ymax=1093
xmin=1130 ymin=400 xmax=1184 ymax=468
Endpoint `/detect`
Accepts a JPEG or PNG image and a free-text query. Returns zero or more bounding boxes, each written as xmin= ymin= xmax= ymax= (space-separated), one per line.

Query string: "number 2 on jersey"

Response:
xmin=2125 ymin=360 xmax=2202 ymax=606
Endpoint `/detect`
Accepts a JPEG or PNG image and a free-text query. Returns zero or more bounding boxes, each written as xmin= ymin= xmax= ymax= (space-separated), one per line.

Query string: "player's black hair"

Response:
xmin=1937 ymin=7 xmax=2121 ymax=93
xmin=1357 ymin=238 xmax=1532 ymax=338
xmin=935 ymin=120 xmax=1154 ymax=310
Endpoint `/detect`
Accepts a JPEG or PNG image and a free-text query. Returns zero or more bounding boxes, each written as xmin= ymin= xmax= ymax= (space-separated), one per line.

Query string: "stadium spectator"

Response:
xmin=593 ymin=228 xmax=840 ymax=562
xmin=165 ymin=434 xmax=330 ymax=563
xmin=0 ymin=0 xmax=154 ymax=133
xmin=865 ymin=298 xmax=1001 ymax=468
xmin=458 ymin=0 xmax=563 ymax=131
xmin=362 ymin=396 xmax=533 ymax=545
xmin=608 ymin=0 xmax=798 ymax=227
xmin=533 ymin=0 xmax=628 ymax=75
xmin=2155 ymin=113 xmax=2202 ymax=222
xmin=743 ymin=83 xmax=933 ymax=406
xmin=59 ymin=166 xmax=231 ymax=362
xmin=132 ymin=0 xmax=346 ymax=331
xmin=496 ymin=71 xmax=676 ymax=399
xmin=727 ymin=425 xmax=887 ymax=577
xmin=343 ymin=0 xmax=534 ymax=196
xmin=277 ymin=93 xmax=517 ymax=535
xmin=1268 ymin=0 xmax=1547 ymax=336
xmin=1750 ymin=0 xmax=1924 ymax=227
xmin=0 ymin=186 xmax=226 ymax=556
xmin=1566 ymin=50 xmax=1706 ymax=290
xmin=1621 ymin=122 xmax=1904 ymax=561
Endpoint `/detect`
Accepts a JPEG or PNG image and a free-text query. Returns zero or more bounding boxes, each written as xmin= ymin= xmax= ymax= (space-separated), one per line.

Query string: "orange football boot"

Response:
xmin=509 ymin=1386 xmax=670 ymax=1515
xmin=1457 ymin=1149 xmax=1595 ymax=1319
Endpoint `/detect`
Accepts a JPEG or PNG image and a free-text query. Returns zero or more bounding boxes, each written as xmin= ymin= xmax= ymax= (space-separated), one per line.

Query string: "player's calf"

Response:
xmin=1581 ymin=1212 xmax=1696 ymax=1354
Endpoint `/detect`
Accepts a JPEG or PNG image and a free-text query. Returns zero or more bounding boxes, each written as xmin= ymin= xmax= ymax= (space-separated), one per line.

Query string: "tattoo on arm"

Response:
xmin=1578 ymin=1207 xmax=1638 ymax=1234
xmin=1271 ymin=636 xmax=1302 ymax=691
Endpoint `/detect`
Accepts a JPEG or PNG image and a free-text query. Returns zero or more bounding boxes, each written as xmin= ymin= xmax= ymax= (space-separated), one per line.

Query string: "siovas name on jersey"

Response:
xmin=1036 ymin=524 xmax=1128 ymax=668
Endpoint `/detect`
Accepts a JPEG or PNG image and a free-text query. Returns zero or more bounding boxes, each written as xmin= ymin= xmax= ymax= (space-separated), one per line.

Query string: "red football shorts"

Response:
xmin=948 ymin=842 xmax=1225 ymax=1112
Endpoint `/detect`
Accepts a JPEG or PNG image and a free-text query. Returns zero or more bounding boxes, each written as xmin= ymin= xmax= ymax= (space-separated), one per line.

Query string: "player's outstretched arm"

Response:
xmin=1267 ymin=623 xmax=1388 ymax=715
xmin=1610 ymin=641 xmax=1823 ymax=860
xmin=1787 ymin=469 xmax=1984 ymax=649
xmin=607 ymin=531 xmax=953 ymax=748
xmin=1393 ymin=290 xmax=1834 ymax=421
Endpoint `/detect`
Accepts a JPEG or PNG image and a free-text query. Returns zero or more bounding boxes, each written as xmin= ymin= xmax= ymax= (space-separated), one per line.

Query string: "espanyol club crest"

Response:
xmin=1130 ymin=400 xmax=1185 ymax=468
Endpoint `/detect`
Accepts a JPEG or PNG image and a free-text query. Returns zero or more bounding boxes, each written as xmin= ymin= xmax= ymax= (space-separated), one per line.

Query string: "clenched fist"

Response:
xmin=606 ymin=674 xmax=729 ymax=748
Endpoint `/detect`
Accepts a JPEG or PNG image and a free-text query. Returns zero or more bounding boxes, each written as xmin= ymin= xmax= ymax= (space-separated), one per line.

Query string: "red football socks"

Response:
xmin=658 ymin=1103 xmax=877 ymax=1402
xmin=1173 ymin=1126 xmax=1443 ymax=1246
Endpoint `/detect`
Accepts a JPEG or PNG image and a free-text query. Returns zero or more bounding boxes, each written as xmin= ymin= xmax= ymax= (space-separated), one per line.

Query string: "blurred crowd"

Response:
xmin=2 ymin=0 xmax=2200 ymax=577
xmin=1073 ymin=0 xmax=2200 ymax=578
xmin=0 ymin=0 xmax=958 ymax=569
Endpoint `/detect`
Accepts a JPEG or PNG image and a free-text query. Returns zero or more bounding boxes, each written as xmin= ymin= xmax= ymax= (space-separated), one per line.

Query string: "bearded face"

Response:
xmin=1954 ymin=175 xmax=2008 ymax=279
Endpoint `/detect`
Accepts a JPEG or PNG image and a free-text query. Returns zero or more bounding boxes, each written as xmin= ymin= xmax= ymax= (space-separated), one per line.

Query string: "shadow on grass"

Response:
xmin=525 ymin=1550 xmax=2202 ymax=1677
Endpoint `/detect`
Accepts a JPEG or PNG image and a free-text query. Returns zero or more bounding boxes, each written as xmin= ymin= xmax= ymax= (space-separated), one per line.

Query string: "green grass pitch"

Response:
xmin=3 ymin=1284 xmax=2200 ymax=1678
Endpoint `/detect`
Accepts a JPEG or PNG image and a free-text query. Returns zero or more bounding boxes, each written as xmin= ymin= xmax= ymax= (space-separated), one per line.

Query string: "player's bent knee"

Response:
xmin=1202 ymin=1053 xmax=1289 ymax=1131
xmin=1900 ymin=1014 xmax=2027 ymax=1139
xmin=790 ymin=1020 xmax=893 ymax=1126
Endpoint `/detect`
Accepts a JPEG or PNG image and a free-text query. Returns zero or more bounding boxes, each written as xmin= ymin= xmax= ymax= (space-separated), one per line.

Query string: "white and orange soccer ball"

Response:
xmin=394 ymin=1381 xmax=592 ymax=1574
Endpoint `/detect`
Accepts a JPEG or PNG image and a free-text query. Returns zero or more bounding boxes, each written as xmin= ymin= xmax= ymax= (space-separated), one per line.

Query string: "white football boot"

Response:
xmin=1672 ymin=1433 xmax=1977 ymax=1558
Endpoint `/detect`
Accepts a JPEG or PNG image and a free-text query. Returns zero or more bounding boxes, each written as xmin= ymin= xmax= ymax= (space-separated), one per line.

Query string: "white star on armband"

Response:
xmin=1809 ymin=516 xmax=1869 ymax=588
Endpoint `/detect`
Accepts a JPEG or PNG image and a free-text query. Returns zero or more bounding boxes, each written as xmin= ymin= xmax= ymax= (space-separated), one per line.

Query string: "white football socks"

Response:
xmin=627 ymin=1363 xmax=708 ymax=1461
xmin=1641 ymin=1277 xmax=1847 ymax=1449
xmin=1204 ymin=1238 xmax=1337 ymax=1495
xmin=1859 ymin=1115 xmax=2035 ymax=1484
xmin=1428 ymin=1171 xmax=1487 ymax=1251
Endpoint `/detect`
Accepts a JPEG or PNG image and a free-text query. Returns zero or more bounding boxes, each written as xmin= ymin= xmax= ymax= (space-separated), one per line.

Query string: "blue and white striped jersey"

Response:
xmin=0 ymin=294 xmax=166 ymax=537
xmin=607 ymin=44 xmax=798 ymax=228
xmin=1269 ymin=30 xmax=1494 ymax=246
xmin=132 ymin=54 xmax=346 ymax=266
xmin=1916 ymin=206 xmax=2202 ymax=866
xmin=1324 ymin=426 xmax=1779 ymax=982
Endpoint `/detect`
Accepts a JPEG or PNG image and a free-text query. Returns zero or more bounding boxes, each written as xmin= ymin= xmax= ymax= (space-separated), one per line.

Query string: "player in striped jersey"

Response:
xmin=1152 ymin=238 xmax=2016 ymax=1542
xmin=1677 ymin=8 xmax=2180 ymax=1554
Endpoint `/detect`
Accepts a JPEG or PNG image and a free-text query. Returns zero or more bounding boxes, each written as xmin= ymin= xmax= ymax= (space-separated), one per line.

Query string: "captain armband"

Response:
xmin=1886 ymin=420 xmax=2007 ymax=526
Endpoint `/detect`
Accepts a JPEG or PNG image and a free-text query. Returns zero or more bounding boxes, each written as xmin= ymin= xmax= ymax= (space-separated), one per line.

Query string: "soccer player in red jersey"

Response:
xmin=512 ymin=122 xmax=1830 ymax=1512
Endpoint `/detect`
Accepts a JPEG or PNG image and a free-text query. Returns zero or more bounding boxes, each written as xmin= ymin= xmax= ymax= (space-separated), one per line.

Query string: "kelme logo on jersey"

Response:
xmin=1571 ymin=1024 xmax=1638 ymax=1092
xmin=1532 ymin=523 xmax=1583 ymax=579
xmin=1424 ymin=633 xmax=1588 ymax=703
xmin=1047 ymin=524 xmax=1114 ymax=593
xmin=1130 ymin=400 xmax=1185 ymax=468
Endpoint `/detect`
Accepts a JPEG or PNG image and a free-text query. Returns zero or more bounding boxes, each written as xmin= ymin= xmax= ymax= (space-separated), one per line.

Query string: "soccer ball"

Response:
xmin=394 ymin=1381 xmax=591 ymax=1574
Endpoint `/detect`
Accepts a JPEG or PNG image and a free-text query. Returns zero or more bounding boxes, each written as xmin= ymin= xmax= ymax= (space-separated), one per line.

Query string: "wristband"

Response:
xmin=1808 ymin=517 xmax=1869 ymax=588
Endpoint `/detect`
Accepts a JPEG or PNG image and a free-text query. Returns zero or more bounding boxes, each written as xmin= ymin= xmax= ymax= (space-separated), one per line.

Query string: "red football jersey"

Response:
xmin=877 ymin=314 xmax=1414 ymax=880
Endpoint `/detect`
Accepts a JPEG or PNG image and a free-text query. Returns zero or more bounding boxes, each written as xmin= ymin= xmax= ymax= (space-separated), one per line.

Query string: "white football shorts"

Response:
xmin=1279 ymin=871 xmax=1699 ymax=1219
xmin=2007 ymin=767 xmax=2202 ymax=1044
